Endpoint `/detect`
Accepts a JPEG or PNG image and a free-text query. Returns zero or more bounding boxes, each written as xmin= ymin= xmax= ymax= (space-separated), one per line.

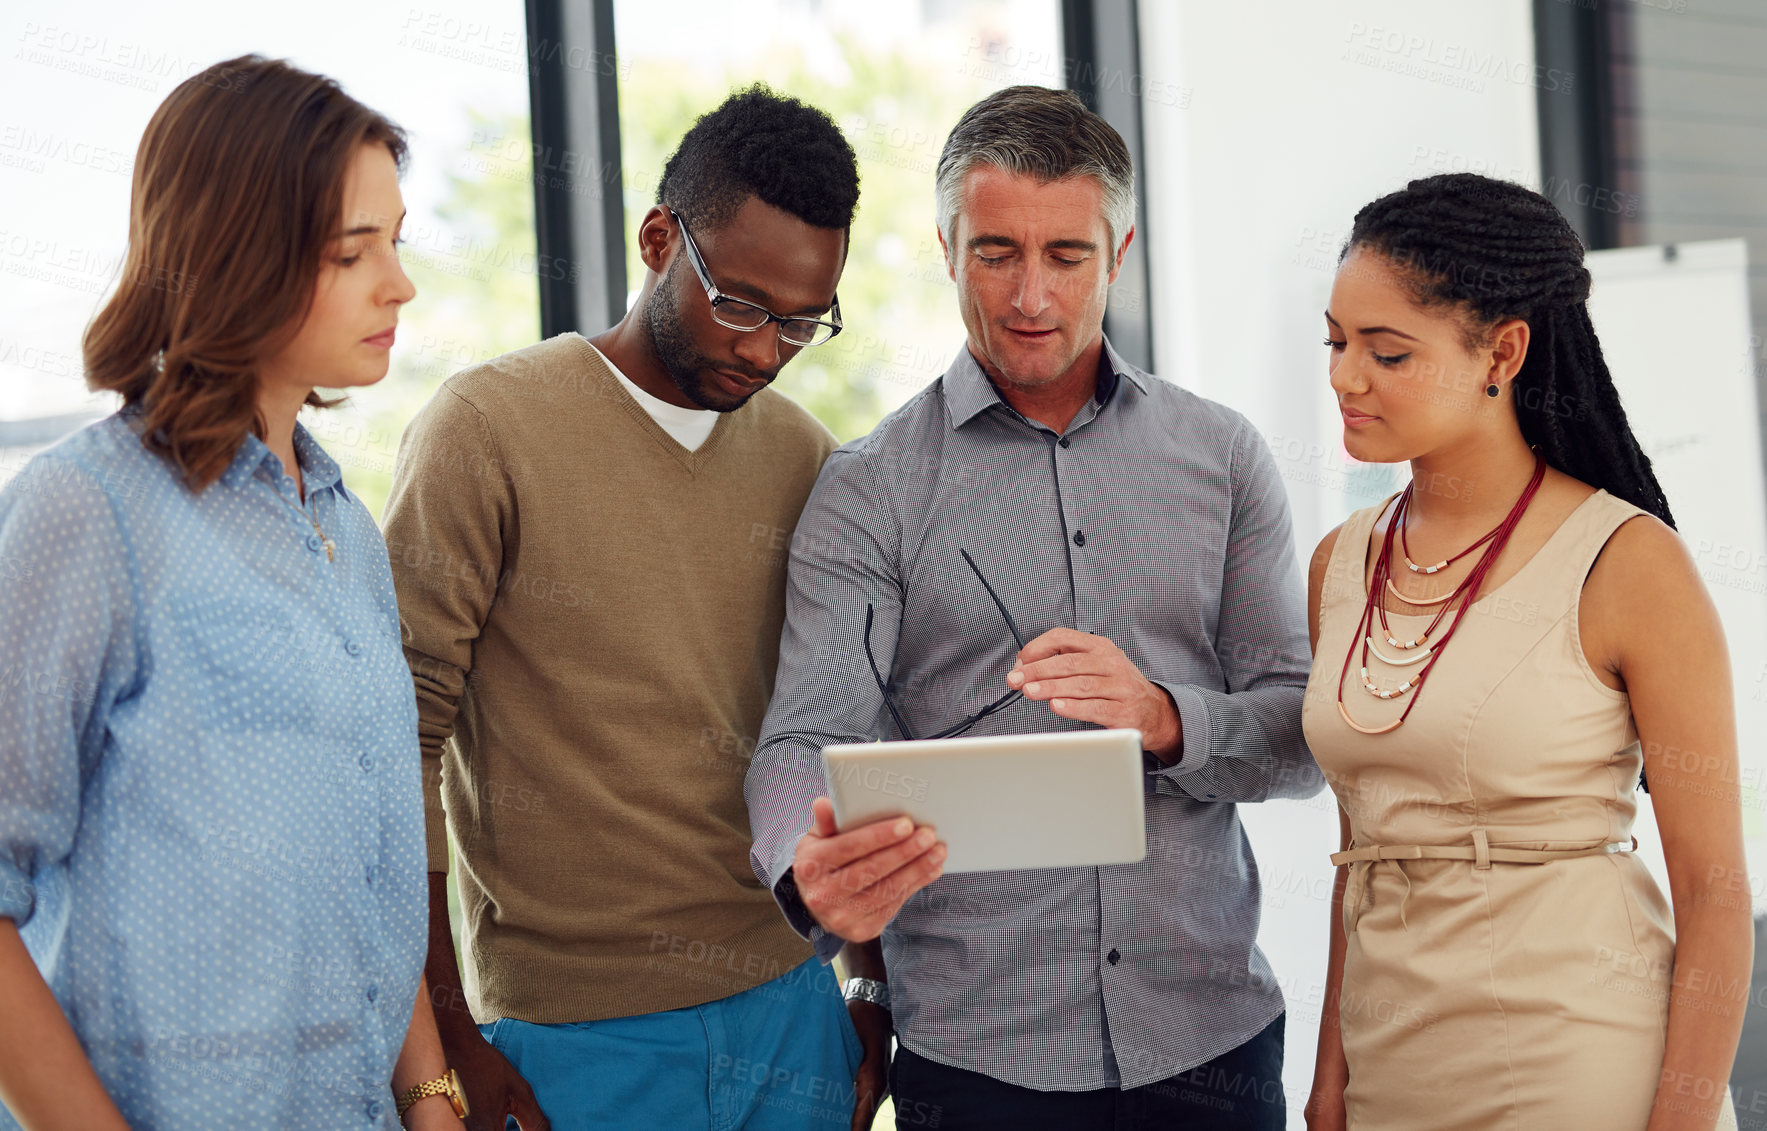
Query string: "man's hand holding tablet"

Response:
xmin=792 ymin=798 xmax=946 ymax=942
xmin=796 ymin=625 xmax=1176 ymax=943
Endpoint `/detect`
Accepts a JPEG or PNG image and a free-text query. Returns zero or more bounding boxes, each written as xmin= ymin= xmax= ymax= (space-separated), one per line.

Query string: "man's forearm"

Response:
xmin=0 ymin=920 xmax=128 ymax=1131
xmin=1144 ymin=684 xmax=1184 ymax=765
xmin=424 ymin=872 xmax=478 ymax=1037
xmin=392 ymin=975 xmax=453 ymax=1112
xmin=841 ymin=939 xmax=888 ymax=984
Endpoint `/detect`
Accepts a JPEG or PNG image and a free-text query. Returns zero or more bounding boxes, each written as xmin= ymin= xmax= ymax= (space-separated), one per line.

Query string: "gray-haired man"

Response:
xmin=744 ymin=86 xmax=1324 ymax=1129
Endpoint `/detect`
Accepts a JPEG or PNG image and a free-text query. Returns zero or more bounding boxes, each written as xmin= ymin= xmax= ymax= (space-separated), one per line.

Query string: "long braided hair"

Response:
xmin=1343 ymin=172 xmax=1675 ymax=529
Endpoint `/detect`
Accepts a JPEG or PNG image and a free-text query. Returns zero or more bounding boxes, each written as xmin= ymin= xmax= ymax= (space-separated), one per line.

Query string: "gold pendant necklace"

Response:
xmin=275 ymin=480 xmax=335 ymax=563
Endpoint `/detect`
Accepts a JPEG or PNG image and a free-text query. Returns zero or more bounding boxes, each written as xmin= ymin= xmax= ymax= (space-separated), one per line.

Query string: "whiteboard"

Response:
xmin=1586 ymin=238 xmax=1767 ymax=915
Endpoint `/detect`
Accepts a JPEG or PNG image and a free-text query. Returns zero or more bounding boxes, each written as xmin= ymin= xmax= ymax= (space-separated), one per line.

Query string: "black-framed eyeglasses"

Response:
xmin=864 ymin=549 xmax=1028 ymax=741
xmin=667 ymin=208 xmax=843 ymax=347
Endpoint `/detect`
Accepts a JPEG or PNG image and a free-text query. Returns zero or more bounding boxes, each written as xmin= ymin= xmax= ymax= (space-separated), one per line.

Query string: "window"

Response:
xmin=0 ymin=0 xmax=539 ymax=520
xmin=612 ymin=0 xmax=1063 ymax=440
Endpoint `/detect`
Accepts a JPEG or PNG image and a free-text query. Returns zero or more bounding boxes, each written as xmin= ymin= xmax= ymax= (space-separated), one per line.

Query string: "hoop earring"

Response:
xmin=1484 ymin=383 xmax=1501 ymax=398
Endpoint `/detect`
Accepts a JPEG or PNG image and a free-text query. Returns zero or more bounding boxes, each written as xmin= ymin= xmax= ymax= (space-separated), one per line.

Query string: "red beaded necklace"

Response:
xmin=1401 ymin=508 xmax=1499 ymax=575
xmin=1335 ymin=455 xmax=1547 ymax=735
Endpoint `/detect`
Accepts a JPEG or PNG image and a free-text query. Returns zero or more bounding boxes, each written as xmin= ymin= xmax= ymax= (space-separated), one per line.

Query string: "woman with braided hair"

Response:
xmin=1300 ymin=173 xmax=1750 ymax=1130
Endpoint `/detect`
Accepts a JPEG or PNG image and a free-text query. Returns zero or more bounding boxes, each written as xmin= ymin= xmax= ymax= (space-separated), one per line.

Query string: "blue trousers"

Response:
xmin=481 ymin=956 xmax=861 ymax=1131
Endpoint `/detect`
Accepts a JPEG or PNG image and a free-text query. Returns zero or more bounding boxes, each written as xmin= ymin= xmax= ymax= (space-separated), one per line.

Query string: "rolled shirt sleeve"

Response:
xmin=0 ymin=457 xmax=136 ymax=926
xmin=0 ymin=417 xmax=429 ymax=1128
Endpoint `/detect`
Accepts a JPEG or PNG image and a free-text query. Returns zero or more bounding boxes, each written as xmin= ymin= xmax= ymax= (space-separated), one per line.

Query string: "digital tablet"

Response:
xmin=821 ymin=728 xmax=1147 ymax=873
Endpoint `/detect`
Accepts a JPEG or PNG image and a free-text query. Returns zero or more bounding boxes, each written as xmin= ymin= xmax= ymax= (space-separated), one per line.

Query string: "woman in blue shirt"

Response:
xmin=0 ymin=56 xmax=465 ymax=1131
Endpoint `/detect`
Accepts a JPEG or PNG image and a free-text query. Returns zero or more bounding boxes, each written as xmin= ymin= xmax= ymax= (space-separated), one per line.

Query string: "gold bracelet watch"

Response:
xmin=395 ymin=1067 xmax=469 ymax=1120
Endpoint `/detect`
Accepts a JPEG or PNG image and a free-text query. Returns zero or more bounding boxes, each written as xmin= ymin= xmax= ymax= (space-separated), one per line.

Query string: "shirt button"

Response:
xmin=1058 ymin=436 xmax=1071 ymax=448
xmin=366 ymin=1100 xmax=385 ymax=1120
xmin=1072 ymin=530 xmax=1086 ymax=547
xmin=366 ymin=982 xmax=379 ymax=1003
xmin=305 ymin=533 xmax=325 ymax=553
xmin=344 ymin=639 xmax=363 ymax=657
xmin=359 ymin=752 xmax=375 ymax=773
xmin=1106 ymin=948 xmax=1121 ymax=965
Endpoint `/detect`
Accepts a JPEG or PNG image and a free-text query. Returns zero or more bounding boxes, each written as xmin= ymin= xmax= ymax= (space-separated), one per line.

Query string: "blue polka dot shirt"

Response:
xmin=0 ymin=411 xmax=427 ymax=1130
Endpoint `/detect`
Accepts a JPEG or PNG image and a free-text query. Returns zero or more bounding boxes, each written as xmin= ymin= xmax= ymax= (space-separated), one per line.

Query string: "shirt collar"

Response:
xmin=942 ymin=336 xmax=1148 ymax=431
xmin=218 ymin=421 xmax=350 ymax=501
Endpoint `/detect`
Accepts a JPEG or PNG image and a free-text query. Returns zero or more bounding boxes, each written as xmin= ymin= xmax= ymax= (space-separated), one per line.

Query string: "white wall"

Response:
xmin=1137 ymin=2 xmax=1542 ymax=1120
xmin=1585 ymin=239 xmax=1767 ymax=920
xmin=1140 ymin=0 xmax=1543 ymax=541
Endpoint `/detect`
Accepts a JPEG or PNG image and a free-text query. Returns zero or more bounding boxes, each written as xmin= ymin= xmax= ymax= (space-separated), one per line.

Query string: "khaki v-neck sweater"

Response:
xmin=383 ymin=333 xmax=838 ymax=1022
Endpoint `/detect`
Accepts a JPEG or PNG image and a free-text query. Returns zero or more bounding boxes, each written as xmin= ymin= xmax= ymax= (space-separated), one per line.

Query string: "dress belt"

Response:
xmin=1332 ymin=829 xmax=1636 ymax=932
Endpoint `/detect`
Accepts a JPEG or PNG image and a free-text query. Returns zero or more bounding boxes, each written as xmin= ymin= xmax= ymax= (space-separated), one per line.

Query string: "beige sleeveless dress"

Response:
xmin=1302 ymin=489 xmax=1738 ymax=1130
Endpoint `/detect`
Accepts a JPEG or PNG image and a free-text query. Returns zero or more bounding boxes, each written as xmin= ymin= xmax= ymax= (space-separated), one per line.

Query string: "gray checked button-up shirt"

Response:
xmin=744 ymin=339 xmax=1324 ymax=1091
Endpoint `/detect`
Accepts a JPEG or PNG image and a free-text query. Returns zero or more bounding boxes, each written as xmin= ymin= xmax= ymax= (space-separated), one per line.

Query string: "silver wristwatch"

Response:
xmin=842 ymin=977 xmax=890 ymax=1012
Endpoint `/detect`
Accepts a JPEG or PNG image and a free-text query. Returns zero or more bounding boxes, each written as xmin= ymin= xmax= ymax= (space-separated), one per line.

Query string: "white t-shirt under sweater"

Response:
xmin=587 ymin=342 xmax=718 ymax=452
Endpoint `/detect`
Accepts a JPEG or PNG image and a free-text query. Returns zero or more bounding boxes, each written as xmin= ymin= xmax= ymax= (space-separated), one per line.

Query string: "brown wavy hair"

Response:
xmin=83 ymin=54 xmax=407 ymax=490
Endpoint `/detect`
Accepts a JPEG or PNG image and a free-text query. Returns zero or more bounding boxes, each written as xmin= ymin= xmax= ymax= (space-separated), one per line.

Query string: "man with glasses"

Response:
xmin=747 ymin=86 xmax=1325 ymax=1130
xmin=384 ymin=86 xmax=874 ymax=1131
